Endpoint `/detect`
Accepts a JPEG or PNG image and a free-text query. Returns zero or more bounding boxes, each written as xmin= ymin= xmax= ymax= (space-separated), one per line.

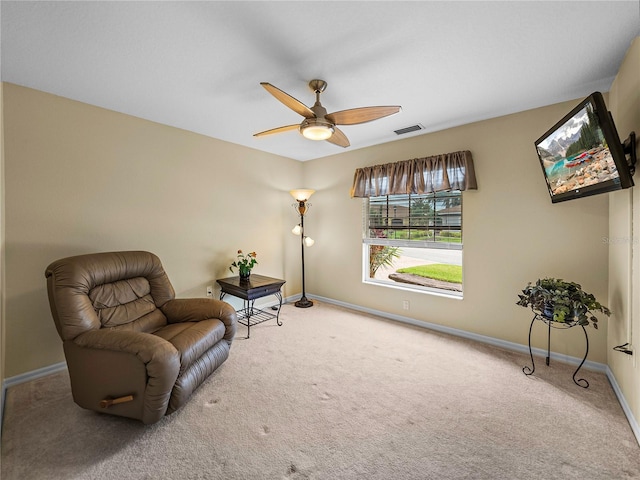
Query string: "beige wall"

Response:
xmin=304 ymin=99 xmax=611 ymax=363
xmin=2 ymin=83 xmax=303 ymax=377
xmin=2 ymin=74 xmax=622 ymax=378
xmin=608 ymin=37 xmax=640 ymax=426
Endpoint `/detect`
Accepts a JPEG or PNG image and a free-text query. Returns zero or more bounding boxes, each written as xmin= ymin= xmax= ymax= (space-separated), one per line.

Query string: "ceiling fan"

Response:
xmin=253 ymin=79 xmax=401 ymax=148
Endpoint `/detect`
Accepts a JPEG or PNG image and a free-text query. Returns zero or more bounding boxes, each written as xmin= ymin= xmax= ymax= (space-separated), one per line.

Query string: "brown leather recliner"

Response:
xmin=45 ymin=250 xmax=237 ymax=424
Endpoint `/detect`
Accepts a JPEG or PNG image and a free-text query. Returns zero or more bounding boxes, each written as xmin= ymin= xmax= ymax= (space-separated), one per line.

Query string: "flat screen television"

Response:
xmin=534 ymin=91 xmax=635 ymax=203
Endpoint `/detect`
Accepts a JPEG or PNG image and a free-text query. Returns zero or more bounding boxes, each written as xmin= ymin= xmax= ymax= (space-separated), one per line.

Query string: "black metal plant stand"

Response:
xmin=523 ymin=312 xmax=590 ymax=388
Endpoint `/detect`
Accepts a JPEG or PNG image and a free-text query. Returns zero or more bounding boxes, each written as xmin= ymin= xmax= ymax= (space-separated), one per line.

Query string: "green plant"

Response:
xmin=397 ymin=264 xmax=462 ymax=284
xmin=516 ymin=277 xmax=610 ymax=329
xmin=229 ymin=250 xmax=257 ymax=276
xmin=369 ymin=245 xmax=400 ymax=277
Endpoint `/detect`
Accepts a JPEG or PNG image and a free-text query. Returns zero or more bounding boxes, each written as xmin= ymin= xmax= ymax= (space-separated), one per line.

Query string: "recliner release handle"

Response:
xmin=100 ymin=395 xmax=134 ymax=408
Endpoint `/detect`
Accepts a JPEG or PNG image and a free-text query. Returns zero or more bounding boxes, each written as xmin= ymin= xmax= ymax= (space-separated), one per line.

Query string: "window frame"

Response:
xmin=362 ymin=191 xmax=463 ymax=298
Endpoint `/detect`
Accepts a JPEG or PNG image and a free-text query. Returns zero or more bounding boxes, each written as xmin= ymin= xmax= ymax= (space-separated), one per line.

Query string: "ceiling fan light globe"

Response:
xmin=299 ymin=117 xmax=334 ymax=141
xmin=301 ymin=124 xmax=333 ymax=141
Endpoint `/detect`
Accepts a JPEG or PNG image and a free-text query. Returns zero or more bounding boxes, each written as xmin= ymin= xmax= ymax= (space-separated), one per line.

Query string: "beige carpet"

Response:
xmin=2 ymin=301 xmax=640 ymax=479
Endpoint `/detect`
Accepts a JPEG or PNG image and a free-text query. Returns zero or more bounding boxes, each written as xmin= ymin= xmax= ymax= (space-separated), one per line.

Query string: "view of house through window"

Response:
xmin=363 ymin=191 xmax=463 ymax=296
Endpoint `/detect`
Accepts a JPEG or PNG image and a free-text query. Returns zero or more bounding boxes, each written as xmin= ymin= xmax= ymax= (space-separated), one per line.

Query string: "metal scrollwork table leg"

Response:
xmin=572 ymin=325 xmax=589 ymax=388
xmin=523 ymin=314 xmax=589 ymax=388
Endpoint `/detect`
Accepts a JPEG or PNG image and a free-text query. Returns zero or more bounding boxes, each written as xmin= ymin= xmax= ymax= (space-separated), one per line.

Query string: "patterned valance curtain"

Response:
xmin=350 ymin=150 xmax=477 ymax=198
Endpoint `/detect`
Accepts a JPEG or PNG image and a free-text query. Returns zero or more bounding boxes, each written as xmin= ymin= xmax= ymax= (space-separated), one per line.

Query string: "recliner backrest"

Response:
xmin=45 ymin=251 xmax=176 ymax=341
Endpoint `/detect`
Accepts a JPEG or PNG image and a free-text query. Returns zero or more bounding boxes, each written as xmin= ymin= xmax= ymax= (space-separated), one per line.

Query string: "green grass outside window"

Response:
xmin=396 ymin=264 xmax=462 ymax=284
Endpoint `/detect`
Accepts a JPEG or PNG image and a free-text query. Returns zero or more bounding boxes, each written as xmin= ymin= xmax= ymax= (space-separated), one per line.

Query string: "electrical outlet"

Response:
xmin=402 ymin=300 xmax=410 ymax=310
xmin=206 ymin=285 xmax=213 ymax=298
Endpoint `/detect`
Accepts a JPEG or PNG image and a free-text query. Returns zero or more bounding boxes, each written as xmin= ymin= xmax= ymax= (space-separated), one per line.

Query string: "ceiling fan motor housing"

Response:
xmin=308 ymin=79 xmax=327 ymax=93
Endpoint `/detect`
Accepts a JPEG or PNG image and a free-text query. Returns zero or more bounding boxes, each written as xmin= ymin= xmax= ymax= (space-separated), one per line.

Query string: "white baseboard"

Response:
xmin=311 ymin=294 xmax=607 ymax=371
xmin=2 ymin=361 xmax=67 ymax=391
xmin=309 ymin=294 xmax=639 ymax=446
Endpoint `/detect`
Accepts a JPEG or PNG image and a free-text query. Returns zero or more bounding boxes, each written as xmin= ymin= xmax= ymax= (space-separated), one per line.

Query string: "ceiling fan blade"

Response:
xmin=326 ymin=127 xmax=350 ymax=148
xmin=253 ymin=124 xmax=299 ymax=137
xmin=326 ymin=106 xmax=402 ymax=125
xmin=261 ymin=83 xmax=315 ymax=119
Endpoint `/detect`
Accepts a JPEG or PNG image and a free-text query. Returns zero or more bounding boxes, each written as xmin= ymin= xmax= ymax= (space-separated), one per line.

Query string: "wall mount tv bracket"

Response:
xmin=613 ymin=342 xmax=633 ymax=356
xmin=623 ymin=131 xmax=637 ymax=176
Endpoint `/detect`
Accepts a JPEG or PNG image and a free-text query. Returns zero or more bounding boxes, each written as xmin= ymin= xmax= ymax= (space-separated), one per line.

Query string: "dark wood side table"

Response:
xmin=216 ymin=274 xmax=286 ymax=339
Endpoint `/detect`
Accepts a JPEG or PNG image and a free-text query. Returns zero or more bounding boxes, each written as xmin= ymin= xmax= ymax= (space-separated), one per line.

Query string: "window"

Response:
xmin=364 ymin=191 xmax=463 ymax=297
xmin=351 ymin=149 xmax=476 ymax=297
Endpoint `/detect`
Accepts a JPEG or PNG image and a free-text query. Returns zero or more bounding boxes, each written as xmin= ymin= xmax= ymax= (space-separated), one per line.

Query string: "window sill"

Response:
xmin=363 ymin=278 xmax=463 ymax=300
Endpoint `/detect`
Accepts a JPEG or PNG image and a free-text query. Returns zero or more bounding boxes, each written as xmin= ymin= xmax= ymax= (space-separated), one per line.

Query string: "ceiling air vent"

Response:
xmin=394 ymin=124 xmax=424 ymax=135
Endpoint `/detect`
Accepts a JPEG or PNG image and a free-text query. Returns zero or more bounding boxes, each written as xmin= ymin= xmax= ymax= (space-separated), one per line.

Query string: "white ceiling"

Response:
xmin=2 ymin=1 xmax=639 ymax=162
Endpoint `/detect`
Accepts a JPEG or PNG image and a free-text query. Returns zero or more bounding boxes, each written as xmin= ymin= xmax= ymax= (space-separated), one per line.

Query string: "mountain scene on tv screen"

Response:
xmin=537 ymin=104 xmax=619 ymax=196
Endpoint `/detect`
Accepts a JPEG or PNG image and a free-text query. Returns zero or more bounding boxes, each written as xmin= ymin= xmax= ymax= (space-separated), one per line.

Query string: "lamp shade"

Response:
xmin=290 ymin=189 xmax=315 ymax=201
xmin=304 ymin=236 xmax=315 ymax=247
xmin=292 ymin=225 xmax=303 ymax=235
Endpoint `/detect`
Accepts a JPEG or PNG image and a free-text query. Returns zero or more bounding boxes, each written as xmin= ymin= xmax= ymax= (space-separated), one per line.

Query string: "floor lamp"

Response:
xmin=290 ymin=189 xmax=315 ymax=308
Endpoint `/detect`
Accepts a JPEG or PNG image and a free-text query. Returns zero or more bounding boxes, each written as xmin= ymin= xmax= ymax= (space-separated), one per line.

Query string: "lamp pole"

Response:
xmin=296 ymin=203 xmax=312 ymax=308
xmin=290 ymin=189 xmax=315 ymax=308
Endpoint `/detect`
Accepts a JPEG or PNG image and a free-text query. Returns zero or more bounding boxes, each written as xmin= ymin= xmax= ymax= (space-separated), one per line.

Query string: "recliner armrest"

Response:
xmin=74 ymin=329 xmax=178 ymax=363
xmin=73 ymin=329 xmax=180 ymax=424
xmin=161 ymin=298 xmax=237 ymax=345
